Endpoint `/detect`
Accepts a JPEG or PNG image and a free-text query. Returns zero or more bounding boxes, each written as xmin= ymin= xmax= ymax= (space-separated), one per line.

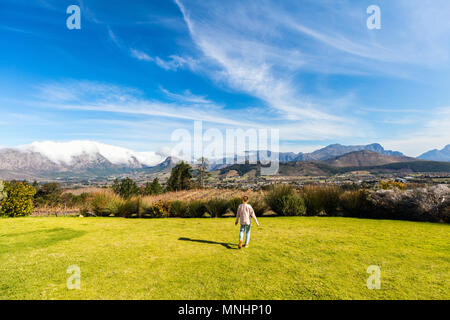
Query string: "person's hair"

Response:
xmin=242 ymin=195 xmax=249 ymax=202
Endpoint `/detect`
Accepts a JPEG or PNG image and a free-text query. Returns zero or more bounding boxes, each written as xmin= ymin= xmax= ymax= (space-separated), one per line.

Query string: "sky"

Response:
xmin=0 ymin=0 xmax=449 ymax=158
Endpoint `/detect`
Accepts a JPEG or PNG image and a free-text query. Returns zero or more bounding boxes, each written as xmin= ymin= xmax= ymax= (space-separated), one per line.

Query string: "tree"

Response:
xmin=32 ymin=180 xmax=40 ymax=193
xmin=151 ymin=178 xmax=163 ymax=195
xmin=196 ymin=157 xmax=210 ymax=188
xmin=0 ymin=181 xmax=6 ymax=212
xmin=112 ymin=178 xmax=139 ymax=199
xmin=167 ymin=161 xmax=193 ymax=191
xmin=1 ymin=181 xmax=36 ymax=217
xmin=34 ymin=182 xmax=62 ymax=206
xmin=112 ymin=178 xmax=121 ymax=195
xmin=143 ymin=178 xmax=163 ymax=195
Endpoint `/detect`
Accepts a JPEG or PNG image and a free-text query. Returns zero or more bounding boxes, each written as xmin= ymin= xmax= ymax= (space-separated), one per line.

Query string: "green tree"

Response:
xmin=150 ymin=178 xmax=163 ymax=195
xmin=31 ymin=180 xmax=40 ymax=193
xmin=143 ymin=178 xmax=163 ymax=195
xmin=143 ymin=181 xmax=153 ymax=196
xmin=112 ymin=178 xmax=121 ymax=194
xmin=167 ymin=161 xmax=193 ymax=191
xmin=34 ymin=182 xmax=62 ymax=206
xmin=1 ymin=181 xmax=36 ymax=217
xmin=112 ymin=178 xmax=139 ymax=199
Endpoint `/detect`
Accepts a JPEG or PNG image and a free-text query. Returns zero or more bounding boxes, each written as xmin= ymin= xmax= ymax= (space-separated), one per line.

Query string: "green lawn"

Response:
xmin=0 ymin=217 xmax=448 ymax=299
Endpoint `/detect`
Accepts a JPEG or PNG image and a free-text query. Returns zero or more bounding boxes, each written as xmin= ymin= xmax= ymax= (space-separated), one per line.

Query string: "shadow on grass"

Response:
xmin=0 ymin=228 xmax=86 ymax=255
xmin=178 ymin=237 xmax=238 ymax=250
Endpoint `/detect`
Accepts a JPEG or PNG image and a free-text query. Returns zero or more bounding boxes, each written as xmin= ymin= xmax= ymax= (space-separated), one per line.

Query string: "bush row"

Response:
xmin=264 ymin=184 xmax=449 ymax=223
xmin=87 ymin=184 xmax=449 ymax=223
xmin=88 ymin=191 xmax=267 ymax=219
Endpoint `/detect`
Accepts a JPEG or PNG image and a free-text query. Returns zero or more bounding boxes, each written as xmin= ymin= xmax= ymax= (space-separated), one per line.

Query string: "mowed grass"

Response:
xmin=0 ymin=217 xmax=448 ymax=300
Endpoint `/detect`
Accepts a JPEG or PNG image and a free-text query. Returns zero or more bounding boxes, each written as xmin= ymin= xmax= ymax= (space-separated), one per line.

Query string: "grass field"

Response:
xmin=0 ymin=216 xmax=448 ymax=299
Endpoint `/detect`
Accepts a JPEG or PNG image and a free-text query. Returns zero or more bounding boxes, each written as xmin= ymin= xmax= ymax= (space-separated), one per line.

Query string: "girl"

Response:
xmin=235 ymin=196 xmax=260 ymax=249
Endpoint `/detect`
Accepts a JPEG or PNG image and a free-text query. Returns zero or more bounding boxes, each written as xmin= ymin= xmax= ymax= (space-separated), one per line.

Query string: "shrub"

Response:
xmin=228 ymin=197 xmax=242 ymax=215
xmin=112 ymin=178 xmax=139 ymax=199
xmin=188 ymin=200 xmax=207 ymax=218
xmin=61 ymin=192 xmax=91 ymax=209
xmin=205 ymin=198 xmax=229 ymax=217
xmin=34 ymin=182 xmax=63 ymax=207
xmin=302 ymin=185 xmax=342 ymax=216
xmin=170 ymin=200 xmax=189 ymax=217
xmin=117 ymin=198 xmax=141 ymax=218
xmin=339 ymin=190 xmax=370 ymax=217
xmin=264 ymin=184 xmax=296 ymax=215
xmin=278 ymin=195 xmax=306 ymax=216
xmin=367 ymin=185 xmax=450 ymax=222
xmin=380 ymin=180 xmax=407 ymax=191
xmin=0 ymin=181 xmax=36 ymax=217
xmin=249 ymin=196 xmax=268 ymax=216
xmin=90 ymin=191 xmax=123 ymax=216
xmin=144 ymin=200 xmax=170 ymax=218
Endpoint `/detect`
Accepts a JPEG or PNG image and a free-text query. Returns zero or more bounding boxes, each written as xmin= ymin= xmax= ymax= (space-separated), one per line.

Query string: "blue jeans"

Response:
xmin=239 ymin=224 xmax=251 ymax=245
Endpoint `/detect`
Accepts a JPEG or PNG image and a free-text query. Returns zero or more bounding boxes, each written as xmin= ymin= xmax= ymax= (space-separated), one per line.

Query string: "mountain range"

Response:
xmin=0 ymin=141 xmax=448 ymax=180
xmin=418 ymin=145 xmax=450 ymax=162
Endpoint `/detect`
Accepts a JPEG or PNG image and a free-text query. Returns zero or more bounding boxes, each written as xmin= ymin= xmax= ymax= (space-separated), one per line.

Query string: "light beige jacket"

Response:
xmin=235 ymin=203 xmax=259 ymax=226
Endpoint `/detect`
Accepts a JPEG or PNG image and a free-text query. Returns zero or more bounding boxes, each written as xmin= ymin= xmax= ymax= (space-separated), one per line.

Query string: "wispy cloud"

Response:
xmin=130 ymin=48 xmax=153 ymax=61
xmin=32 ymin=80 xmax=253 ymax=127
xmin=174 ymin=0 xmax=357 ymax=124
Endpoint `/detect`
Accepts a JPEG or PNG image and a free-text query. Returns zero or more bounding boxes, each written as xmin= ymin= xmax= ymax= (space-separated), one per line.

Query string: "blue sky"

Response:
xmin=0 ymin=0 xmax=449 ymax=157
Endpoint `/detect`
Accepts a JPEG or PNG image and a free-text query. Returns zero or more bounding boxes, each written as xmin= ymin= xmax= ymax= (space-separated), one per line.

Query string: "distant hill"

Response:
xmin=226 ymin=143 xmax=405 ymax=164
xmin=297 ymin=143 xmax=404 ymax=161
xmin=322 ymin=150 xmax=415 ymax=167
xmin=418 ymin=145 xmax=450 ymax=162
xmin=218 ymin=150 xmax=450 ymax=177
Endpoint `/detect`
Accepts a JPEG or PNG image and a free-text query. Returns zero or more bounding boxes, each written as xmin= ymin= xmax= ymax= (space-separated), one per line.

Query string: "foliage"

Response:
xmin=278 ymin=195 xmax=306 ymax=216
xmin=205 ymin=198 xmax=229 ymax=217
xmin=0 ymin=181 xmax=6 ymax=208
xmin=112 ymin=178 xmax=121 ymax=195
xmin=90 ymin=191 xmax=123 ymax=216
xmin=249 ymin=196 xmax=268 ymax=217
xmin=117 ymin=198 xmax=142 ymax=218
xmin=170 ymin=200 xmax=189 ymax=217
xmin=339 ymin=190 xmax=370 ymax=217
xmin=302 ymin=185 xmax=341 ymax=216
xmin=166 ymin=161 xmax=193 ymax=191
xmin=380 ymin=180 xmax=407 ymax=191
xmin=144 ymin=200 xmax=171 ymax=218
xmin=112 ymin=178 xmax=139 ymax=199
xmin=187 ymin=200 xmax=207 ymax=218
xmin=143 ymin=178 xmax=163 ymax=195
xmin=228 ymin=197 xmax=242 ymax=215
xmin=0 ymin=181 xmax=36 ymax=217
xmin=60 ymin=192 xmax=91 ymax=209
xmin=34 ymin=182 xmax=63 ymax=207
xmin=264 ymin=184 xmax=296 ymax=215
